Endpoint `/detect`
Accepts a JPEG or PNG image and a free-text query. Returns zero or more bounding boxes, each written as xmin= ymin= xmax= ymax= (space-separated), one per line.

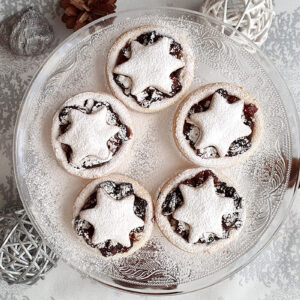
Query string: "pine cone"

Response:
xmin=60 ymin=0 xmax=117 ymax=31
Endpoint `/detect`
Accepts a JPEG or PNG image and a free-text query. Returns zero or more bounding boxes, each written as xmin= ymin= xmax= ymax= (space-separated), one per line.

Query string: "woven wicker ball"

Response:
xmin=0 ymin=207 xmax=59 ymax=285
xmin=200 ymin=0 xmax=274 ymax=46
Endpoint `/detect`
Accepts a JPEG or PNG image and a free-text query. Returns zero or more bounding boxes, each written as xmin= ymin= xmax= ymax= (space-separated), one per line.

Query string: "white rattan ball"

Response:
xmin=0 ymin=207 xmax=59 ymax=285
xmin=200 ymin=0 xmax=274 ymax=46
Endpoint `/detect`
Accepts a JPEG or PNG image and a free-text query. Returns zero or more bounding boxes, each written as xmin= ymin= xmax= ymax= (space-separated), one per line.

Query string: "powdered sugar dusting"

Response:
xmin=189 ymin=92 xmax=252 ymax=157
xmin=175 ymin=82 xmax=263 ymax=168
xmin=118 ymin=106 xmax=192 ymax=195
xmin=176 ymin=178 xmax=236 ymax=242
xmin=79 ymin=191 xmax=143 ymax=247
xmin=114 ymin=37 xmax=184 ymax=95
xmin=106 ymin=25 xmax=195 ymax=113
xmin=58 ymin=107 xmax=120 ymax=164
xmin=51 ymin=92 xmax=134 ymax=179
xmin=14 ymin=12 xmax=291 ymax=289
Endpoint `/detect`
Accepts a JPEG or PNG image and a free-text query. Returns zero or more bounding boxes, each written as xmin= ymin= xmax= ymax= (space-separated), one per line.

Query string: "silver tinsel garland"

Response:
xmin=0 ymin=207 xmax=59 ymax=285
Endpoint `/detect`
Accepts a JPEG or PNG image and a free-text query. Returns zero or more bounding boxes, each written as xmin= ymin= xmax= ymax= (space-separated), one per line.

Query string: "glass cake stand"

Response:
xmin=13 ymin=7 xmax=300 ymax=295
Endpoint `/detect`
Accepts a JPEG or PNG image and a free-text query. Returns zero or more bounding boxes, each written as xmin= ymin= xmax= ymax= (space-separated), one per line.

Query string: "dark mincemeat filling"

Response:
xmin=74 ymin=181 xmax=147 ymax=257
xmin=113 ymin=31 xmax=184 ymax=108
xmin=58 ymin=99 xmax=131 ymax=169
xmin=161 ymin=170 xmax=243 ymax=244
xmin=184 ymin=88 xmax=258 ymax=158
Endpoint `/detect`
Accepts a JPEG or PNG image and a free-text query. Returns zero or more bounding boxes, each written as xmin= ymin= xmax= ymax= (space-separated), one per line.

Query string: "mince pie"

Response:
xmin=106 ymin=25 xmax=195 ymax=113
xmin=73 ymin=174 xmax=153 ymax=258
xmin=174 ymin=82 xmax=263 ymax=167
xmin=155 ymin=168 xmax=245 ymax=253
xmin=51 ymin=92 xmax=134 ymax=178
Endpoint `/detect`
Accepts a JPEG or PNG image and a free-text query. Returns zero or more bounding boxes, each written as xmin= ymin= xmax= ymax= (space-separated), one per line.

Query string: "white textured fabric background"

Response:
xmin=0 ymin=0 xmax=299 ymax=299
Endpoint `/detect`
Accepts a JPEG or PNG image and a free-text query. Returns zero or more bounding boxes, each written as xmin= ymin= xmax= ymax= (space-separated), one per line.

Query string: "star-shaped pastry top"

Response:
xmin=113 ymin=37 xmax=185 ymax=96
xmin=173 ymin=178 xmax=234 ymax=244
xmin=80 ymin=188 xmax=144 ymax=247
xmin=189 ymin=92 xmax=252 ymax=157
xmin=58 ymin=107 xmax=120 ymax=165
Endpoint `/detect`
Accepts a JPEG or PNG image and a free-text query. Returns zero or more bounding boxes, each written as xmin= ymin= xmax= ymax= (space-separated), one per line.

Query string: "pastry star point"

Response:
xmin=80 ymin=189 xmax=144 ymax=247
xmin=189 ymin=92 xmax=252 ymax=157
xmin=113 ymin=37 xmax=185 ymax=96
xmin=58 ymin=106 xmax=120 ymax=165
xmin=173 ymin=177 xmax=234 ymax=244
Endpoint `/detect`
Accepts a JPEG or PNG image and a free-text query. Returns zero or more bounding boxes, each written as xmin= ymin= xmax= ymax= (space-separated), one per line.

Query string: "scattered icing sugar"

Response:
xmin=123 ymin=48 xmax=131 ymax=58
xmin=118 ymin=106 xmax=192 ymax=195
xmin=115 ymin=74 xmax=131 ymax=90
xmin=185 ymin=121 xmax=200 ymax=144
xmin=17 ymin=13 xmax=290 ymax=288
xmin=199 ymin=146 xmax=219 ymax=159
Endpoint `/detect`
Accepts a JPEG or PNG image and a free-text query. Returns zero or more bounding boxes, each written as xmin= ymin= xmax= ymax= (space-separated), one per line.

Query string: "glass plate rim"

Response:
xmin=13 ymin=7 xmax=300 ymax=295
